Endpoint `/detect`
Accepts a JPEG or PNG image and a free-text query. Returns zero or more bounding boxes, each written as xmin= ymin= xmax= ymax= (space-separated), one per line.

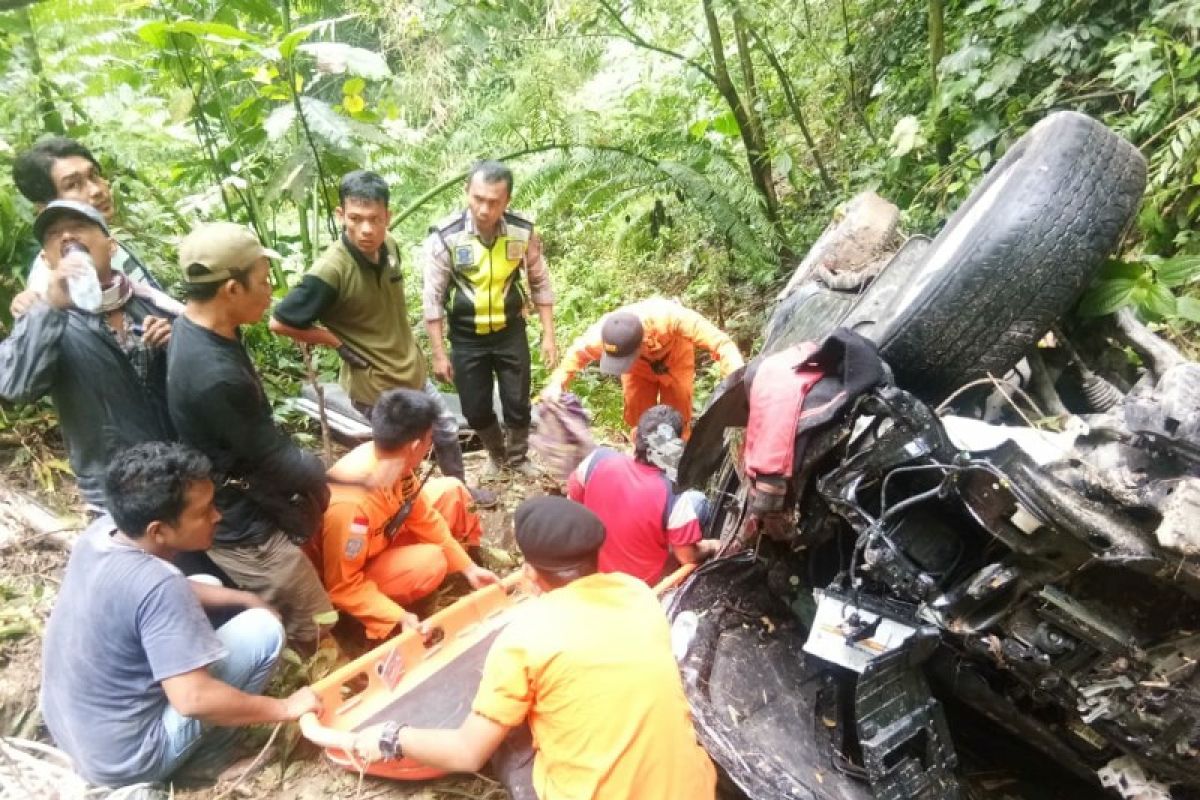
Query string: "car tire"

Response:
xmin=866 ymin=110 xmax=1146 ymax=401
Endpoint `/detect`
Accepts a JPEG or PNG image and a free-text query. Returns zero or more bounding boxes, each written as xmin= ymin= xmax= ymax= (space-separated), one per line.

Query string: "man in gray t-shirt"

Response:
xmin=41 ymin=442 xmax=321 ymax=787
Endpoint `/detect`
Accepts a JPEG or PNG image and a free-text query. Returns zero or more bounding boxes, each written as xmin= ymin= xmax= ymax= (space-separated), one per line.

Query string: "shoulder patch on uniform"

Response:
xmin=344 ymin=536 xmax=365 ymax=559
xmin=505 ymin=239 xmax=527 ymax=261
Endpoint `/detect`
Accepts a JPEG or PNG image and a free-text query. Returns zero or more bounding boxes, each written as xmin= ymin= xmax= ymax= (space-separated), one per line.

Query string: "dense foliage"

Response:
xmin=0 ymin=0 xmax=1197 ymax=443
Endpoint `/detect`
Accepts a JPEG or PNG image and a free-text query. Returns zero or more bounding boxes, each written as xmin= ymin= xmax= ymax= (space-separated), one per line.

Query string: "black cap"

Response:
xmin=599 ymin=311 xmax=644 ymax=375
xmin=515 ymin=496 xmax=606 ymax=573
xmin=33 ymin=200 xmax=110 ymax=243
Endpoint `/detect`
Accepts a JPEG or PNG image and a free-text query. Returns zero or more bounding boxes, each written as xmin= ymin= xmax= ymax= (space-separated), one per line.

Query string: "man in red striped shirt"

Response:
xmin=567 ymin=405 xmax=719 ymax=583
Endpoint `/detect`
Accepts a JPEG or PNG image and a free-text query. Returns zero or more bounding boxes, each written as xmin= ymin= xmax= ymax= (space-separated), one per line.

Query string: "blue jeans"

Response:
xmin=151 ymin=608 xmax=284 ymax=782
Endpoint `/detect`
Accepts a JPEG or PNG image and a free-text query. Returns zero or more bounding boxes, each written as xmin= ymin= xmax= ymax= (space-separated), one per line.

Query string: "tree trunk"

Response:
xmin=744 ymin=22 xmax=836 ymax=191
xmin=929 ymin=0 xmax=952 ymax=163
xmin=701 ymin=0 xmax=789 ymax=257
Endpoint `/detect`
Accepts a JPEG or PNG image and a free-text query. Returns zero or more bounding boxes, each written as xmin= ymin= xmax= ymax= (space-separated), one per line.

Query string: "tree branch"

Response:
xmin=595 ymin=0 xmax=719 ymax=85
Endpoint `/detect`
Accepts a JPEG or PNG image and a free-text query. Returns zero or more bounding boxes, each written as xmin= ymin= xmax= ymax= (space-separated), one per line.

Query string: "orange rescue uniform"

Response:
xmin=472 ymin=571 xmax=717 ymax=800
xmin=549 ymin=297 xmax=744 ymax=431
xmin=304 ymin=443 xmax=482 ymax=640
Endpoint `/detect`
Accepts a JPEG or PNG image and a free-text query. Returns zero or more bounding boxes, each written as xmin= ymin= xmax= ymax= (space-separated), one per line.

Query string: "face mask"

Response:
xmin=646 ymin=423 xmax=684 ymax=481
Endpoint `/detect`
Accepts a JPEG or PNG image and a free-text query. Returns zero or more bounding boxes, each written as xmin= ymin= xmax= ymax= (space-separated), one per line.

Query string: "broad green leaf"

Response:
xmin=298 ymin=42 xmax=390 ymax=80
xmin=1177 ymin=296 xmax=1200 ymax=323
xmin=165 ymin=19 xmax=259 ymax=46
xmin=1077 ymin=278 xmax=1136 ymax=317
xmin=1134 ymin=281 xmax=1177 ymax=319
xmin=342 ymin=77 xmax=365 ymax=96
xmin=278 ymin=27 xmax=313 ymax=60
xmin=1155 ymin=255 xmax=1200 ymax=288
xmin=688 ymin=118 xmax=710 ymax=139
xmin=343 ymin=94 xmax=365 ymax=114
xmin=710 ymin=111 xmax=740 ymax=137
xmin=1098 ymin=258 xmax=1147 ymax=281
xmin=136 ymin=21 xmax=169 ymax=48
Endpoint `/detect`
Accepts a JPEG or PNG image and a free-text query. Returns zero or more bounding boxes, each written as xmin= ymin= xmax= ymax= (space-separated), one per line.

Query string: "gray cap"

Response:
xmin=33 ymin=200 xmax=110 ymax=243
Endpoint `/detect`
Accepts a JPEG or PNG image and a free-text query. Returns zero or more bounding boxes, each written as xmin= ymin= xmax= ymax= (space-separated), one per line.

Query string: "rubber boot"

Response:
xmin=476 ymin=422 xmax=508 ymax=480
xmin=434 ymin=437 xmax=497 ymax=509
xmin=506 ymin=426 xmax=541 ymax=479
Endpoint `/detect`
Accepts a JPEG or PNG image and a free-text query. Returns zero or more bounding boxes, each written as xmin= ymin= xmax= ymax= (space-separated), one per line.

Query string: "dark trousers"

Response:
xmin=450 ymin=323 xmax=531 ymax=431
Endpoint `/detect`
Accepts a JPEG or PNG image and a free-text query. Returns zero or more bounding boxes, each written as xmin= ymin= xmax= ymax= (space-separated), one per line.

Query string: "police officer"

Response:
xmin=422 ymin=160 xmax=557 ymax=478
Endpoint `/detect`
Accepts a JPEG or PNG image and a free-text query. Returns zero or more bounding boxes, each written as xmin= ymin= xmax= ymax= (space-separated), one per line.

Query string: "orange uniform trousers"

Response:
xmin=366 ymin=477 xmax=481 ymax=606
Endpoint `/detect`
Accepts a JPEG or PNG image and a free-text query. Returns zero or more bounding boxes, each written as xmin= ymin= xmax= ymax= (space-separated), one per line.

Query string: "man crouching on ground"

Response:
xmin=350 ymin=496 xmax=716 ymax=800
xmin=40 ymin=442 xmax=320 ymax=788
xmin=305 ymin=387 xmax=500 ymax=641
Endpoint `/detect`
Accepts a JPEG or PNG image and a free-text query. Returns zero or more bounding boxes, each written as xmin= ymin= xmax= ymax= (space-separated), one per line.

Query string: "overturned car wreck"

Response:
xmin=671 ymin=111 xmax=1199 ymax=799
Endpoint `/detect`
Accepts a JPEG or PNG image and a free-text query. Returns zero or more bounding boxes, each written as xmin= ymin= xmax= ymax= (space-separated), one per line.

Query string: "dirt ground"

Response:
xmin=0 ymin=445 xmax=559 ymax=800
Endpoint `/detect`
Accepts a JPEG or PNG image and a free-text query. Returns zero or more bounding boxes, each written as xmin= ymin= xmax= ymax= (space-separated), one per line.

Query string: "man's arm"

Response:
xmin=0 ymin=304 xmax=67 ymax=404
xmin=203 ymin=377 xmax=327 ymax=495
xmin=543 ymin=318 xmax=606 ymax=396
xmin=672 ymin=539 xmax=720 ymax=564
xmin=425 ymin=318 xmax=454 ymax=383
xmin=393 ymin=712 xmax=510 ymax=773
xmin=421 ymin=233 xmax=455 ymax=383
xmin=674 ymin=306 xmax=745 ymax=376
xmin=162 ymin=668 xmax=320 ymax=727
xmin=188 ymin=580 xmax=277 ymax=616
xmin=523 ymin=232 xmax=557 ymax=367
xmin=269 ymin=318 xmax=341 ymax=348
xmin=403 ymin=490 xmax=498 ymax=589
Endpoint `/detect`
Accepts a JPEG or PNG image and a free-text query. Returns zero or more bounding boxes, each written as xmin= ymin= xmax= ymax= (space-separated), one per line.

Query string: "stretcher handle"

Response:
xmin=299 ymin=711 xmax=359 ymax=751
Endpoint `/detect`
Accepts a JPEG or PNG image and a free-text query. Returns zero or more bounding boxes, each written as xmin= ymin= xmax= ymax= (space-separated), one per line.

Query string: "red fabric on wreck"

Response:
xmin=744 ymin=343 xmax=823 ymax=480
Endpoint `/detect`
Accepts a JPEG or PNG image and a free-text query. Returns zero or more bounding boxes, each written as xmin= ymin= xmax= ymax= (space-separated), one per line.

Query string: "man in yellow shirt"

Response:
xmin=353 ymin=496 xmax=716 ymax=799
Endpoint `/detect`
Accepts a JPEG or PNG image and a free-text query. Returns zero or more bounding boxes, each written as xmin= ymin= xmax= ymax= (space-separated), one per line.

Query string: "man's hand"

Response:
xmin=45 ymin=252 xmax=92 ymax=310
xmin=541 ymin=337 xmax=558 ymax=369
xmin=237 ymin=591 xmax=282 ymax=621
xmin=397 ymin=611 xmax=428 ymax=636
xmin=10 ymin=289 xmax=40 ymax=318
xmin=462 ymin=564 xmax=500 ymax=590
xmin=281 ymin=687 xmax=323 ymax=721
xmin=140 ymin=315 xmax=172 ymax=348
xmin=335 ymin=343 xmax=371 ymax=370
xmin=432 ymin=352 xmax=454 ymax=383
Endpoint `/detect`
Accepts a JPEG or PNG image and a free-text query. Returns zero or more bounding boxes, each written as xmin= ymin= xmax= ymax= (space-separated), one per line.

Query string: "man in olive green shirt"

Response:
xmin=271 ymin=171 xmax=496 ymax=509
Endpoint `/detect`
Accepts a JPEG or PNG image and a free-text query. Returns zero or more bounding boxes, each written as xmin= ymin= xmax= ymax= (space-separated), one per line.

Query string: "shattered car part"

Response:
xmin=1098 ymin=756 xmax=1173 ymax=800
xmin=855 ymin=631 xmax=960 ymax=800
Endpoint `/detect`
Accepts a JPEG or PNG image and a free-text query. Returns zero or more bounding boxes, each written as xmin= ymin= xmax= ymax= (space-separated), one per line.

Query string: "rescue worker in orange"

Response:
xmin=545 ymin=297 xmax=745 ymax=433
xmin=347 ymin=496 xmax=717 ymax=800
xmin=304 ymin=388 xmax=500 ymax=640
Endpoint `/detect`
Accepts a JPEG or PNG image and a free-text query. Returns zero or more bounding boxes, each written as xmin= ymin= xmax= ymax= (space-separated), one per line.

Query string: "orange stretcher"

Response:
xmin=299 ymin=563 xmax=697 ymax=780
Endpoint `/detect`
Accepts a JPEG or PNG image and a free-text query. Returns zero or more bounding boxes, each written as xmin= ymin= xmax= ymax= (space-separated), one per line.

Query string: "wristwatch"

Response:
xmin=378 ymin=721 xmax=408 ymax=760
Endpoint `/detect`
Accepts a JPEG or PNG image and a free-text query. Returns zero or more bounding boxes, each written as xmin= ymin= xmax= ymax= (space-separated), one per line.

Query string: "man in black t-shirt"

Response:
xmin=167 ymin=221 xmax=332 ymax=648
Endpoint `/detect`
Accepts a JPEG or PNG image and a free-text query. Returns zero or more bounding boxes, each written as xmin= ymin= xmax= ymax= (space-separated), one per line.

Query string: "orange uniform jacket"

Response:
xmin=549 ymin=297 xmax=744 ymax=428
xmin=304 ymin=444 xmax=473 ymax=640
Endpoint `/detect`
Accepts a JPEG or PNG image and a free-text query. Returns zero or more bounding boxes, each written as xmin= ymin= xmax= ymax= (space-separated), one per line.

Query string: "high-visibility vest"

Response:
xmin=432 ymin=210 xmax=534 ymax=338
